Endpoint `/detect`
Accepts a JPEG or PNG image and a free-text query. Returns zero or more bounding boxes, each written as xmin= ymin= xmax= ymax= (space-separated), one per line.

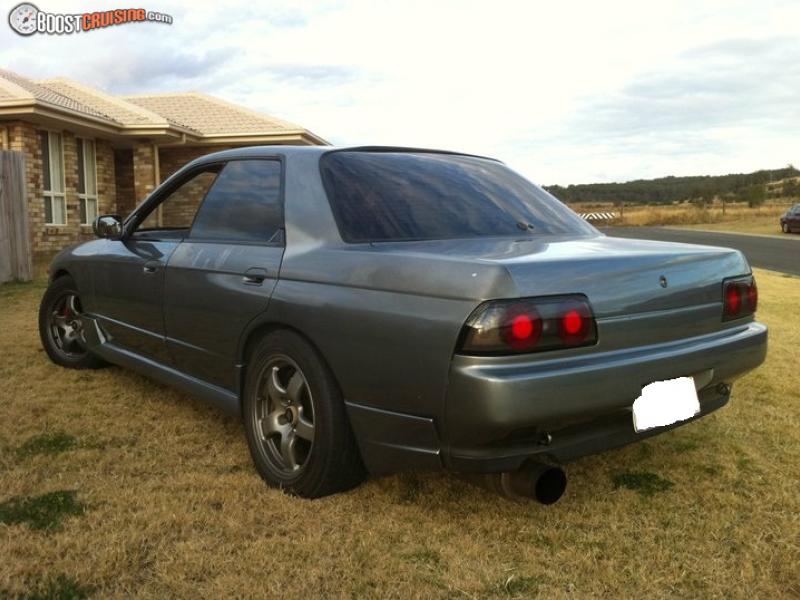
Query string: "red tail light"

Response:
xmin=505 ymin=310 xmax=542 ymax=351
xmin=458 ymin=295 xmax=598 ymax=355
xmin=724 ymin=284 xmax=741 ymax=317
xmin=747 ymin=279 xmax=758 ymax=312
xmin=723 ymin=275 xmax=757 ymax=321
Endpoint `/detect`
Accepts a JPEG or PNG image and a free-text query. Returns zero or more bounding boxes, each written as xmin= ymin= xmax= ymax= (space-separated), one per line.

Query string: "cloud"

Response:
xmin=259 ymin=64 xmax=363 ymax=87
xmin=1 ymin=0 xmax=799 ymax=184
xmin=92 ymin=48 xmax=234 ymax=92
xmin=578 ymin=36 xmax=800 ymax=137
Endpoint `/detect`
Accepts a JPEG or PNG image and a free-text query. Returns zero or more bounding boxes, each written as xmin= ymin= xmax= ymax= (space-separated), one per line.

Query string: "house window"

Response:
xmin=77 ymin=138 xmax=98 ymax=225
xmin=40 ymin=131 xmax=66 ymax=225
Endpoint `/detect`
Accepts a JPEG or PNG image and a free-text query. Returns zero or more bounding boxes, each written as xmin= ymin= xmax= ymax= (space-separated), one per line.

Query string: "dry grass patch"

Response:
xmin=572 ymin=202 xmax=798 ymax=236
xmin=678 ymin=217 xmax=800 ymax=237
xmin=0 ymin=269 xmax=798 ymax=597
xmin=618 ymin=203 xmax=789 ymax=227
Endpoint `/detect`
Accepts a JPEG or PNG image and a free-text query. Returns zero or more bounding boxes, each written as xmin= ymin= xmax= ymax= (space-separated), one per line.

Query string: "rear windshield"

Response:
xmin=319 ymin=151 xmax=596 ymax=242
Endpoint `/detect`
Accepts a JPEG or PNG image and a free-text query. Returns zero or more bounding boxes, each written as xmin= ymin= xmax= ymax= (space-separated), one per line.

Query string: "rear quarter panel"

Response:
xmin=252 ymin=152 xmax=511 ymax=421
xmin=265 ymin=278 xmax=473 ymax=416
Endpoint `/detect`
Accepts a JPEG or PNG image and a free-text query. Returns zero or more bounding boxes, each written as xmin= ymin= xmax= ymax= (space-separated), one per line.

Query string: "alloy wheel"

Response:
xmin=252 ymin=356 xmax=316 ymax=475
xmin=48 ymin=292 xmax=87 ymax=358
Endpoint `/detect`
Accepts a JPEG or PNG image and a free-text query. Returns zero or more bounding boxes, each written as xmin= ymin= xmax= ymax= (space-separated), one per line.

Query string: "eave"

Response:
xmin=0 ymin=100 xmax=329 ymax=147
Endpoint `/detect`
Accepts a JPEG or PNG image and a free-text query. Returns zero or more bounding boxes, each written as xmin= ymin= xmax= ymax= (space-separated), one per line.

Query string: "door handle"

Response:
xmin=242 ymin=267 xmax=269 ymax=286
xmin=143 ymin=260 xmax=160 ymax=274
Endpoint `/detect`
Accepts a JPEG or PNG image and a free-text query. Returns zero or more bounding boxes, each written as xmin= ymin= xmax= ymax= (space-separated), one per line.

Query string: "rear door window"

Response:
xmin=190 ymin=159 xmax=283 ymax=243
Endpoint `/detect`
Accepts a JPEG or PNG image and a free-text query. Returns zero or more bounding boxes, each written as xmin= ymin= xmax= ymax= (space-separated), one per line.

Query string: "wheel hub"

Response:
xmin=253 ymin=357 xmax=316 ymax=474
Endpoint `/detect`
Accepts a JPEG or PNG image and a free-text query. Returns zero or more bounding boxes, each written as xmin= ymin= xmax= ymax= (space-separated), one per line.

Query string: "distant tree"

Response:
xmin=543 ymin=166 xmax=795 ymax=206
xmin=689 ymin=194 xmax=711 ymax=208
xmin=783 ymin=179 xmax=800 ymax=198
xmin=737 ymin=185 xmax=766 ymax=208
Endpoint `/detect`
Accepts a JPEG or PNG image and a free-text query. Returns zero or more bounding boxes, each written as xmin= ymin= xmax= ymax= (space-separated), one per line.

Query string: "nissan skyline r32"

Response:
xmin=39 ymin=146 xmax=768 ymax=503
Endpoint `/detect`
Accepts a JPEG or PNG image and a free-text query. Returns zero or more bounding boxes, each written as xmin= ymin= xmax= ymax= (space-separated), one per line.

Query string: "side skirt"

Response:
xmin=84 ymin=316 xmax=241 ymax=417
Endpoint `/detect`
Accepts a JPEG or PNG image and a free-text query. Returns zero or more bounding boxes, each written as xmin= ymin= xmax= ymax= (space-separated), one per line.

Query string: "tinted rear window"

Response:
xmin=320 ymin=152 xmax=595 ymax=242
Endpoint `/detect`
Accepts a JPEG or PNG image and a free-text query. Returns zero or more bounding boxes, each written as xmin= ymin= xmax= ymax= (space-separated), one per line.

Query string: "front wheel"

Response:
xmin=782 ymin=223 xmax=789 ymax=233
xmin=38 ymin=275 xmax=106 ymax=369
xmin=242 ymin=330 xmax=365 ymax=498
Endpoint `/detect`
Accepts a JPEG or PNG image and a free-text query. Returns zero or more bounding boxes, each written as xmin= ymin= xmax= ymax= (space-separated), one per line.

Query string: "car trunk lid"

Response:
xmin=493 ymin=234 xmax=749 ymax=318
xmin=369 ymin=233 xmax=751 ymax=349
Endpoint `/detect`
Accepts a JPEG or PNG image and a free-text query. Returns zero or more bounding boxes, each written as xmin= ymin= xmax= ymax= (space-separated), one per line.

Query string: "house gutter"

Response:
xmin=158 ymin=132 xmax=189 ymax=147
xmin=0 ymin=102 xmax=199 ymax=142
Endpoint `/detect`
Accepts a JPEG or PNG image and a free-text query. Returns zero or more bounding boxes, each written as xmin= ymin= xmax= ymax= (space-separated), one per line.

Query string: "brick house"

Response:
xmin=0 ymin=68 xmax=327 ymax=254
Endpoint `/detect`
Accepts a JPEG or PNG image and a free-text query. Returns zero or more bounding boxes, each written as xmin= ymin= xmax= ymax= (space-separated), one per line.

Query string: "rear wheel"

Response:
xmin=38 ymin=275 xmax=106 ymax=369
xmin=242 ymin=330 xmax=365 ymax=498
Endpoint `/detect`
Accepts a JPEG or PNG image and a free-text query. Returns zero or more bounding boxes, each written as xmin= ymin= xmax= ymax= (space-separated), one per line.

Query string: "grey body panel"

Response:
xmin=82 ymin=316 xmax=240 ymax=416
xmin=445 ymin=321 xmax=766 ymax=453
xmin=164 ymin=241 xmax=282 ymax=390
xmin=47 ymin=145 xmax=768 ymax=475
xmin=90 ymin=238 xmax=178 ymax=364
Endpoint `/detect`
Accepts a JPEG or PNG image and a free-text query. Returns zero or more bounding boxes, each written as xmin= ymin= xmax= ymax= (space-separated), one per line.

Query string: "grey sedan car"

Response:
xmin=39 ymin=146 xmax=767 ymax=502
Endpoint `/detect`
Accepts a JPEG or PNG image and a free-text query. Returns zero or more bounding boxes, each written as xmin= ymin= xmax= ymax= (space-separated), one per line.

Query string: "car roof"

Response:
xmin=189 ymin=144 xmax=501 ymax=166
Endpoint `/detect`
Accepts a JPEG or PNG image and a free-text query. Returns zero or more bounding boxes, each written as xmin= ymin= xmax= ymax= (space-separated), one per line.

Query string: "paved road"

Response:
xmin=601 ymin=227 xmax=799 ymax=276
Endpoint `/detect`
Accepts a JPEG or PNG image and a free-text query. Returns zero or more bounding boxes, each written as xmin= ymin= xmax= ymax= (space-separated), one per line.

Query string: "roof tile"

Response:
xmin=0 ymin=68 xmax=112 ymax=121
xmin=123 ymin=92 xmax=303 ymax=136
xmin=39 ymin=78 xmax=167 ymax=127
xmin=0 ymin=68 xmax=324 ymax=142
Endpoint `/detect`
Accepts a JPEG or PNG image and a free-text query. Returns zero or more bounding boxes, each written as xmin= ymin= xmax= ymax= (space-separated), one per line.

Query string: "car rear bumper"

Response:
xmin=446 ymin=384 xmax=731 ymax=473
xmin=442 ymin=320 xmax=767 ymax=471
xmin=346 ymin=320 xmax=767 ymax=475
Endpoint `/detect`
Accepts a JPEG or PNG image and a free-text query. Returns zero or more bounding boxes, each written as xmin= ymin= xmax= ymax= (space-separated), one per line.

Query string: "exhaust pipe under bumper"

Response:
xmin=465 ymin=462 xmax=567 ymax=504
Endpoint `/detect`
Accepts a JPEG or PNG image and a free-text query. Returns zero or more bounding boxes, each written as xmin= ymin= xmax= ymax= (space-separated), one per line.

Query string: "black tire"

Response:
xmin=242 ymin=330 xmax=365 ymax=498
xmin=781 ymin=223 xmax=788 ymax=233
xmin=38 ymin=275 xmax=106 ymax=369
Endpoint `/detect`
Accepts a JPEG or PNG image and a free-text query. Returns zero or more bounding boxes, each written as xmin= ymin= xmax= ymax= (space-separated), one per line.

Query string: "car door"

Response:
xmin=163 ymin=158 xmax=285 ymax=391
xmin=90 ymin=166 xmax=221 ymax=363
xmin=791 ymin=206 xmax=800 ymax=229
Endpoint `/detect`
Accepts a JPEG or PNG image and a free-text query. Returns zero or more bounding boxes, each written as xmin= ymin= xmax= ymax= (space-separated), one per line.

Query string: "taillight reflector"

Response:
xmin=723 ymin=275 xmax=757 ymax=321
xmin=724 ymin=284 xmax=742 ymax=317
xmin=562 ymin=310 xmax=583 ymax=335
xmin=747 ymin=279 xmax=758 ymax=312
xmin=458 ymin=295 xmax=598 ymax=355
xmin=505 ymin=312 xmax=542 ymax=350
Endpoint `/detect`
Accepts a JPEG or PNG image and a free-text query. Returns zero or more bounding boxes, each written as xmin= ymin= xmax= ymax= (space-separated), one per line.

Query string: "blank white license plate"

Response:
xmin=632 ymin=376 xmax=700 ymax=432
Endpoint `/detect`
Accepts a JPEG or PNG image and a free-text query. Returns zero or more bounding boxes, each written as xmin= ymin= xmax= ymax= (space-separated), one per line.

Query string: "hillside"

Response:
xmin=545 ymin=166 xmax=800 ymax=205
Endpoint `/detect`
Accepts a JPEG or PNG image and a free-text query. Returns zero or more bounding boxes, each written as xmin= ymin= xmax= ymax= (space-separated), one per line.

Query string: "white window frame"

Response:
xmin=41 ymin=130 xmax=67 ymax=226
xmin=77 ymin=137 xmax=98 ymax=226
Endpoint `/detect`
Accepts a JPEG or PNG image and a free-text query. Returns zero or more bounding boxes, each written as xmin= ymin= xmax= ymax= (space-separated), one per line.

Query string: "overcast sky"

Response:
xmin=2 ymin=0 xmax=799 ymax=185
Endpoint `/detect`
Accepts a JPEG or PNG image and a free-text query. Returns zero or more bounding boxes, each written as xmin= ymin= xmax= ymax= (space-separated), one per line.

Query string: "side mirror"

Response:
xmin=93 ymin=215 xmax=123 ymax=239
